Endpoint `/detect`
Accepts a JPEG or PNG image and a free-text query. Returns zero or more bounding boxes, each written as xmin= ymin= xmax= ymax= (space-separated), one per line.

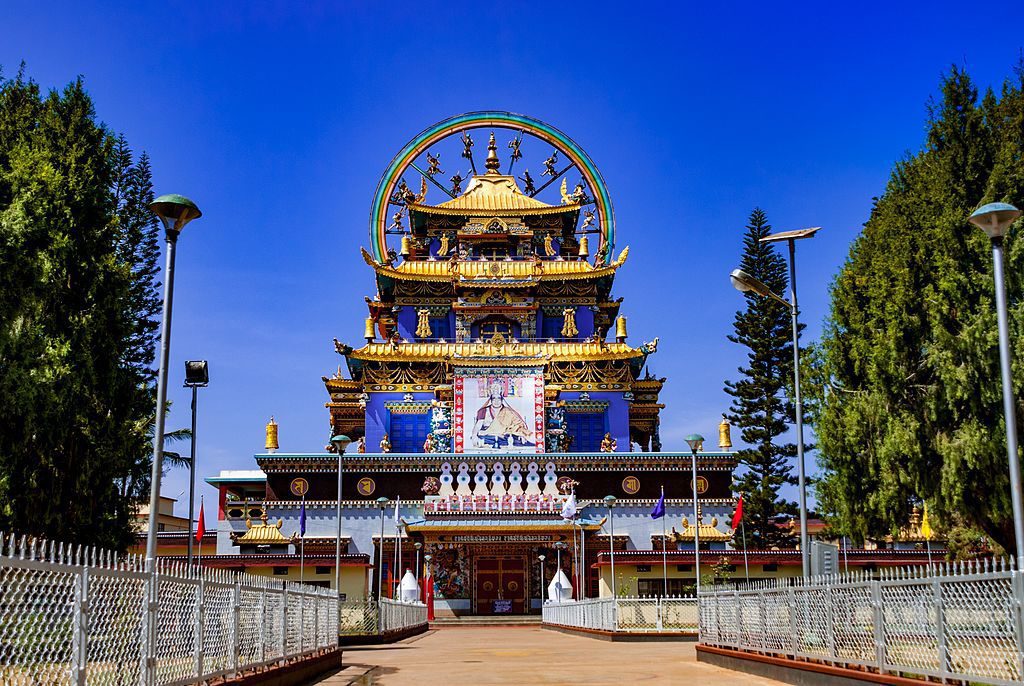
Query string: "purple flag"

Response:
xmin=300 ymin=498 xmax=306 ymax=537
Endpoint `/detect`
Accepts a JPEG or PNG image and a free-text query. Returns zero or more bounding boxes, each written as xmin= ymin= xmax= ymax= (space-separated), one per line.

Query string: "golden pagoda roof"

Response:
xmin=231 ymin=512 xmax=296 ymax=546
xmin=408 ymin=174 xmax=580 ymax=216
xmin=671 ymin=512 xmax=734 ymax=542
xmin=889 ymin=506 xmax=938 ymax=543
xmin=345 ymin=338 xmax=653 ymax=364
xmin=361 ymin=247 xmax=628 ymax=283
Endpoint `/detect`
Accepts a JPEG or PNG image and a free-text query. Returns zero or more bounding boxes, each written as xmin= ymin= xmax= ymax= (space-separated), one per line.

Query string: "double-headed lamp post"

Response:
xmin=603 ymin=495 xmax=616 ymax=599
xmin=183 ymin=360 xmax=209 ymax=566
xmin=376 ymin=496 xmax=389 ymax=610
xmin=685 ymin=434 xmax=704 ymax=595
xmin=330 ymin=434 xmax=352 ymax=596
xmin=968 ymin=202 xmax=1023 ymax=568
xmin=730 ymin=260 xmax=811 ymax=578
xmin=538 ymin=553 xmax=546 ymax=603
xmin=144 ymin=195 xmax=202 ymax=569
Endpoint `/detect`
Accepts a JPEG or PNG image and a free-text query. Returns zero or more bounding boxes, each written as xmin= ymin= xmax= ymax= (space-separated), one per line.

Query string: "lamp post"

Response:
xmin=731 ymin=237 xmax=816 ymax=577
xmin=554 ymin=541 xmax=567 ymax=598
xmin=331 ymin=434 xmax=352 ymax=597
xmin=414 ymin=542 xmax=422 ymax=583
xmin=376 ymin=497 xmax=389 ymax=615
xmin=685 ymin=434 xmax=704 ymax=596
xmin=144 ymin=195 xmax=202 ymax=570
xmin=538 ymin=553 xmax=546 ymax=605
xmin=604 ymin=495 xmax=616 ymax=599
xmin=183 ymin=360 xmax=208 ymax=566
xmin=968 ymin=202 xmax=1023 ymax=568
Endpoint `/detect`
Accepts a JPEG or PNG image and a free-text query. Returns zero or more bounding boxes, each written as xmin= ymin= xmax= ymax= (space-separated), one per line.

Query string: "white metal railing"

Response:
xmin=699 ymin=560 xmax=1024 ymax=686
xmin=337 ymin=598 xmax=427 ymax=636
xmin=0 ymin=533 xmax=337 ymax=685
xmin=542 ymin=596 xmax=698 ymax=633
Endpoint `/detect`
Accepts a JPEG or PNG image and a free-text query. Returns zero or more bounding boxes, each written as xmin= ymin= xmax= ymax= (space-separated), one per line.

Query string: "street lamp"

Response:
xmin=144 ymin=195 xmax=202 ymax=569
xmin=331 ymin=434 xmax=352 ymax=596
xmin=730 ymin=233 xmax=815 ymax=578
xmin=685 ymin=434 xmax=704 ymax=596
xmin=183 ymin=360 xmax=209 ymax=566
xmin=604 ymin=495 xmax=616 ymax=599
xmin=376 ymin=497 xmax=389 ymax=615
xmin=414 ymin=542 xmax=422 ymax=583
xmin=554 ymin=541 xmax=567 ymax=598
xmin=968 ymin=202 xmax=1023 ymax=568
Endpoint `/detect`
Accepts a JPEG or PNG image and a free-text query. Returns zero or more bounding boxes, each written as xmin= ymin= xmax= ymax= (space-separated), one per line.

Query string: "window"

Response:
xmin=273 ymin=567 xmax=288 ymax=576
xmin=541 ymin=315 xmax=563 ymax=340
xmin=479 ymin=317 xmax=512 ymax=339
xmin=315 ymin=566 xmax=331 ymax=575
xmin=676 ymin=565 xmax=692 ymax=572
xmin=430 ymin=317 xmax=451 ymax=340
xmin=637 ymin=578 xmax=692 ymax=597
xmin=636 ymin=565 xmax=652 ymax=573
xmin=565 ymin=411 xmax=606 ymax=452
xmin=389 ymin=412 xmax=429 ymax=453
xmin=762 ymin=564 xmax=777 ymax=572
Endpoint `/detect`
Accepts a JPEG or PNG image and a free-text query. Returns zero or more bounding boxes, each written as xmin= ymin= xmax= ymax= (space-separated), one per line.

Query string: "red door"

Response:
xmin=476 ymin=557 xmax=527 ymax=614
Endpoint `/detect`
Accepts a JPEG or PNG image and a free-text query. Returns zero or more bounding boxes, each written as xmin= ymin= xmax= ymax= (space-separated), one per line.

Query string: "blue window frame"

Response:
xmin=565 ymin=411 xmax=606 ymax=453
xmin=389 ymin=412 xmax=429 ymax=453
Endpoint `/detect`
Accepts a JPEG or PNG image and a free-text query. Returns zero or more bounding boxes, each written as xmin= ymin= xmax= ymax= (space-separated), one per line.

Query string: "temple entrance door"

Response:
xmin=475 ymin=556 xmax=527 ymax=615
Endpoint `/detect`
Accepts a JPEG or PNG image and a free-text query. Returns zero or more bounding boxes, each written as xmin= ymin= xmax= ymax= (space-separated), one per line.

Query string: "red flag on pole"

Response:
xmin=730 ymin=494 xmax=744 ymax=530
xmin=195 ymin=500 xmax=206 ymax=544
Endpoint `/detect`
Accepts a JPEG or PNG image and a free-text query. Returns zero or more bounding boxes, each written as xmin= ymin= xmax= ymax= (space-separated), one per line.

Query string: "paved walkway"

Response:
xmin=314 ymin=627 xmax=785 ymax=685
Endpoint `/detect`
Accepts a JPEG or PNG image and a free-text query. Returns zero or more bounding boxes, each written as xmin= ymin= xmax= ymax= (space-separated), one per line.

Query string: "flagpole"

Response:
xmin=740 ymin=518 xmax=749 ymax=582
xmin=300 ymin=493 xmax=305 ymax=587
xmin=580 ymin=517 xmax=587 ymax=599
xmin=197 ymin=496 xmax=203 ymax=570
xmin=661 ymin=486 xmax=667 ymax=597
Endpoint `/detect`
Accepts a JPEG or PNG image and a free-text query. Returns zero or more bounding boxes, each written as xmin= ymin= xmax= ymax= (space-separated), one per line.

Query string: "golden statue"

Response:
xmin=356 ymin=436 xmax=366 ymax=454
xmin=380 ymin=433 xmax=392 ymax=453
xmin=543 ymin=234 xmax=556 ymax=257
xmin=416 ymin=308 xmax=432 ymax=338
xmin=561 ymin=307 xmax=578 ymax=338
xmin=600 ymin=432 xmax=615 ymax=452
xmin=718 ymin=414 xmax=733 ymax=450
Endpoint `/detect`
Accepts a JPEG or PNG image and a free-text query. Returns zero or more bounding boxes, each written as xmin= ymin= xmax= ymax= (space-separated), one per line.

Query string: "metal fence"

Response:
xmin=0 ymin=533 xmax=338 ymax=686
xmin=337 ymin=598 xmax=428 ymax=636
xmin=542 ymin=596 xmax=698 ymax=633
xmin=699 ymin=560 xmax=1024 ymax=686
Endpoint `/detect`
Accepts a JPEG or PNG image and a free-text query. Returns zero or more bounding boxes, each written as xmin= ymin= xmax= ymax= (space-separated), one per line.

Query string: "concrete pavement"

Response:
xmin=313 ymin=626 xmax=786 ymax=685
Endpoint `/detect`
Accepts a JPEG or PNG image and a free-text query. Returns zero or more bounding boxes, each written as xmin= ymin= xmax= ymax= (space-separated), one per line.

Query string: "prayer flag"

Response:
xmin=195 ymin=498 xmax=206 ymax=543
xmin=650 ymin=487 xmax=666 ymax=519
xmin=560 ymin=493 xmax=577 ymax=520
xmin=299 ymin=498 xmax=306 ymax=537
xmin=731 ymin=494 xmax=744 ymax=531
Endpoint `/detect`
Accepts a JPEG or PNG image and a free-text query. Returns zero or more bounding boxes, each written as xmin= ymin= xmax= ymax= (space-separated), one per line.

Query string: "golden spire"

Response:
xmin=718 ymin=414 xmax=732 ymax=449
xmin=615 ymin=315 xmax=628 ymax=342
xmin=265 ymin=416 xmax=279 ymax=452
xmin=485 ymin=132 xmax=500 ymax=173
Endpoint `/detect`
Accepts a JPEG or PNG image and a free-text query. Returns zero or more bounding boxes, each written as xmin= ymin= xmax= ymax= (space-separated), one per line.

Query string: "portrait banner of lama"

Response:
xmin=453 ymin=369 xmax=545 ymax=454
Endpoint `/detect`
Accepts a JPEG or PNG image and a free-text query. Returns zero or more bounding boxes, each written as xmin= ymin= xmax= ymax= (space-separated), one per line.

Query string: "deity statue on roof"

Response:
xmin=380 ymin=433 xmax=392 ymax=453
xmin=600 ymin=433 xmax=615 ymax=453
xmin=426 ymin=151 xmax=443 ymax=177
xmin=519 ymin=170 xmax=536 ymax=195
xmin=542 ymin=150 xmax=558 ymax=177
xmin=450 ymin=171 xmax=466 ymax=195
xmin=357 ymin=436 xmax=366 ymax=454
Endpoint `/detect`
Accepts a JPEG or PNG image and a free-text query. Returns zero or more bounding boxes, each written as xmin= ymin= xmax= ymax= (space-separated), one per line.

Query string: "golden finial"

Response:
xmin=578 ymin=235 xmax=590 ymax=258
xmin=265 ymin=417 xmax=279 ymax=452
xmin=485 ymin=131 xmax=500 ymax=173
xmin=615 ymin=315 xmax=628 ymax=342
xmin=364 ymin=317 xmax=376 ymax=342
xmin=718 ymin=414 xmax=732 ymax=449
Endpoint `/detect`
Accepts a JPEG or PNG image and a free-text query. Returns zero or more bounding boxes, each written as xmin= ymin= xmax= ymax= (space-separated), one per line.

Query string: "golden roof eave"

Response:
xmin=231 ymin=515 xmax=296 ymax=546
xmin=346 ymin=340 xmax=648 ymax=364
xmin=407 ymin=174 xmax=580 ymax=216
xmin=361 ymin=247 xmax=629 ymax=283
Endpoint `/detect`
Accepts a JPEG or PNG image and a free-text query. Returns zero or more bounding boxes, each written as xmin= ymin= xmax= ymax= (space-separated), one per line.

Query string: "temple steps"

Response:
xmin=430 ymin=615 xmax=543 ymax=627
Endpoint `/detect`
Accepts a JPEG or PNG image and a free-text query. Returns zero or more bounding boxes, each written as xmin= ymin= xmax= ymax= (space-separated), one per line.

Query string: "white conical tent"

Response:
xmin=400 ymin=569 xmax=420 ymax=602
xmin=547 ymin=568 xmax=573 ymax=602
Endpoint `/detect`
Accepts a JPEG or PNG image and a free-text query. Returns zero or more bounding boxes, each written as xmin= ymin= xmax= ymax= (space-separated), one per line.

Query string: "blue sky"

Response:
xmin=4 ymin=1 xmax=1024 ymax=516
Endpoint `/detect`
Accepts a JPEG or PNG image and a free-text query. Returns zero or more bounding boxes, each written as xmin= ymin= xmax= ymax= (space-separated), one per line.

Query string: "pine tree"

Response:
xmin=724 ymin=208 xmax=801 ymax=548
xmin=815 ymin=65 xmax=1024 ymax=552
xmin=0 ymin=68 xmax=160 ymax=549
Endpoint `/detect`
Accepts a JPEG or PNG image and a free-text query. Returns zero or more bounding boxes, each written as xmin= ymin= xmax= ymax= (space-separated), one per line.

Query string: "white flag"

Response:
xmin=560 ymin=494 xmax=577 ymax=520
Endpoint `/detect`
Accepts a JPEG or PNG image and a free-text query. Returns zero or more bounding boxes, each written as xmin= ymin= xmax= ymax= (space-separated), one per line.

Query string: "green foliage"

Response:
xmin=0 ymin=65 xmax=161 ymax=550
xmin=725 ymin=208 xmax=803 ymax=548
xmin=815 ymin=64 xmax=1024 ymax=553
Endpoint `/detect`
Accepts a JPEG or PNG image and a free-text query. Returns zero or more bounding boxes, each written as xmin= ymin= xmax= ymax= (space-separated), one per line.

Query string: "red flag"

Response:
xmin=195 ymin=500 xmax=206 ymax=544
xmin=730 ymin=495 xmax=744 ymax=530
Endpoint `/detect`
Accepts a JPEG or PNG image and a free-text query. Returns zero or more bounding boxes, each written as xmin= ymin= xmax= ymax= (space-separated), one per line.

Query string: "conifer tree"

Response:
xmin=0 ymin=68 xmax=160 ymax=549
xmin=815 ymin=65 xmax=1024 ymax=553
xmin=725 ymin=208 xmax=801 ymax=548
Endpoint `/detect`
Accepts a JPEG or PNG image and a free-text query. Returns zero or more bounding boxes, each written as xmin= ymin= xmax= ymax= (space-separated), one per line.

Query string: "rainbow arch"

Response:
xmin=368 ymin=111 xmax=615 ymax=264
